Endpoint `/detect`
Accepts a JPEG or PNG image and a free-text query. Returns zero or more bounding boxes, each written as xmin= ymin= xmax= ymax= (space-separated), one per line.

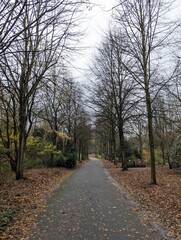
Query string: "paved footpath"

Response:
xmin=29 ymin=159 xmax=168 ymax=240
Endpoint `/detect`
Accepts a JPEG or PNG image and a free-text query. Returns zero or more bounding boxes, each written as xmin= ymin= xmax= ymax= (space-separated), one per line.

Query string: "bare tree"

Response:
xmin=93 ymin=116 xmax=115 ymax=160
xmin=0 ymin=0 xmax=27 ymax=54
xmin=129 ymin=115 xmax=147 ymax=161
xmin=153 ymin=93 xmax=181 ymax=168
xmin=114 ymin=0 xmax=181 ymax=183
xmin=90 ymin=30 xmax=138 ymax=170
xmin=36 ymin=62 xmax=90 ymax=162
xmin=0 ymin=0 xmax=84 ymax=179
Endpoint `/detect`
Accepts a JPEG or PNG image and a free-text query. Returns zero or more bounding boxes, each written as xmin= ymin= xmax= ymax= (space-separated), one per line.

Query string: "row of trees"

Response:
xmin=0 ymin=0 xmax=91 ymax=179
xmin=89 ymin=0 xmax=181 ymax=184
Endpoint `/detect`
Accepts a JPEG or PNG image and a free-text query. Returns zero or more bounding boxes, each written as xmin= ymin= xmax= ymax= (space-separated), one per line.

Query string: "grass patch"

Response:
xmin=0 ymin=208 xmax=16 ymax=228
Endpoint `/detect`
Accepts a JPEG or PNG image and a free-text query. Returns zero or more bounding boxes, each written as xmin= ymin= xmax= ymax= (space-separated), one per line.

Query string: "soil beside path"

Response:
xmin=29 ymin=159 xmax=169 ymax=240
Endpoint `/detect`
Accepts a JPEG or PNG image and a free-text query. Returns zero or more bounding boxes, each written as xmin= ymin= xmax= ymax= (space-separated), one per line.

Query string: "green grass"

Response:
xmin=0 ymin=208 xmax=16 ymax=228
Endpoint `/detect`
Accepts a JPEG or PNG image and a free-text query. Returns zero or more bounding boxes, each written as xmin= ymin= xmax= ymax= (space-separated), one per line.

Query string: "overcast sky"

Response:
xmin=71 ymin=0 xmax=117 ymax=82
xmin=70 ymin=0 xmax=181 ymax=83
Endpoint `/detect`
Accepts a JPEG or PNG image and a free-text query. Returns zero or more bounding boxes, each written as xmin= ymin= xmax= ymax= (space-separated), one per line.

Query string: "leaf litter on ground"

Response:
xmin=103 ymin=160 xmax=181 ymax=240
xmin=0 ymin=167 xmax=73 ymax=240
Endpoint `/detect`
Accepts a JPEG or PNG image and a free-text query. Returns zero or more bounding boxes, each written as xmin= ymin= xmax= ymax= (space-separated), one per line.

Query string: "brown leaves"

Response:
xmin=0 ymin=167 xmax=73 ymax=240
xmin=103 ymin=160 xmax=181 ymax=240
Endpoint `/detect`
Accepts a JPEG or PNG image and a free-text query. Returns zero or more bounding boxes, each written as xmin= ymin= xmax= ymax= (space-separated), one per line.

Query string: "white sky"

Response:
xmin=70 ymin=0 xmax=181 ymax=83
xmin=71 ymin=0 xmax=117 ymax=82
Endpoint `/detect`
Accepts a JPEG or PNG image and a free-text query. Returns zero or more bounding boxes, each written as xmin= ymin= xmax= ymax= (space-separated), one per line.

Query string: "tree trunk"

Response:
xmin=160 ymin=144 xmax=166 ymax=165
xmin=50 ymin=152 xmax=54 ymax=168
xmin=118 ymin=122 xmax=127 ymax=171
xmin=111 ymin=124 xmax=116 ymax=162
xmin=139 ymin=134 xmax=143 ymax=160
xmin=81 ymin=143 xmax=84 ymax=161
xmin=142 ymin=22 xmax=157 ymax=184
xmin=109 ymin=139 xmax=113 ymax=162
xmin=167 ymin=154 xmax=172 ymax=169
xmin=113 ymin=138 xmax=116 ymax=165
xmin=16 ymin=106 xmax=26 ymax=180
xmin=16 ymin=75 xmax=27 ymax=180
xmin=50 ymin=131 xmax=57 ymax=168
xmin=78 ymin=139 xmax=81 ymax=162
xmin=146 ymin=90 xmax=156 ymax=184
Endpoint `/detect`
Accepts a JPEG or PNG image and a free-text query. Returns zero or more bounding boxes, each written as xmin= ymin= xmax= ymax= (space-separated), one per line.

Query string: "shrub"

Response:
xmin=24 ymin=158 xmax=43 ymax=169
xmin=0 ymin=209 xmax=16 ymax=228
xmin=53 ymin=153 xmax=66 ymax=167
xmin=65 ymin=153 xmax=77 ymax=169
xmin=25 ymin=136 xmax=55 ymax=168
xmin=32 ymin=127 xmax=45 ymax=138
xmin=133 ymin=149 xmax=141 ymax=159
xmin=170 ymin=136 xmax=181 ymax=168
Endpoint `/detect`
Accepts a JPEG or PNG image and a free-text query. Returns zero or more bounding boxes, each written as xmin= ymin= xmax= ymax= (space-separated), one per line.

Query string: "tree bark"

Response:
xmin=145 ymin=89 xmax=156 ymax=184
xmin=16 ymin=98 xmax=27 ymax=180
xmin=118 ymin=121 xmax=127 ymax=171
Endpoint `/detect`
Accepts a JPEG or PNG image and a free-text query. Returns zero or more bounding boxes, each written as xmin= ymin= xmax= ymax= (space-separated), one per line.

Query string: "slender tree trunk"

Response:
xmin=113 ymin=138 xmax=116 ymax=165
xmin=16 ymin=100 xmax=26 ymax=180
xmin=139 ymin=134 xmax=143 ymax=160
xmin=50 ymin=131 xmax=57 ymax=168
xmin=142 ymin=19 xmax=157 ymax=184
xmin=111 ymin=123 xmax=116 ymax=163
xmin=167 ymin=153 xmax=172 ymax=169
xmin=50 ymin=153 xmax=54 ymax=168
xmin=145 ymin=90 xmax=156 ymax=184
xmin=73 ymin=120 xmax=77 ymax=153
xmin=160 ymin=144 xmax=166 ymax=165
xmin=81 ymin=143 xmax=84 ymax=161
xmin=118 ymin=122 xmax=127 ymax=171
xmin=78 ymin=139 xmax=81 ymax=162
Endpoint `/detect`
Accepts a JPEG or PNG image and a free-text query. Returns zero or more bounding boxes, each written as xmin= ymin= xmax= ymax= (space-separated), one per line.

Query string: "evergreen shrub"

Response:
xmin=65 ymin=153 xmax=77 ymax=168
xmin=170 ymin=137 xmax=181 ymax=168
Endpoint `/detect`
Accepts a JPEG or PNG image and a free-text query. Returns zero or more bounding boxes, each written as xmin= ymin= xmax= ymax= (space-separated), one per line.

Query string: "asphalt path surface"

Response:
xmin=29 ymin=159 xmax=167 ymax=240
